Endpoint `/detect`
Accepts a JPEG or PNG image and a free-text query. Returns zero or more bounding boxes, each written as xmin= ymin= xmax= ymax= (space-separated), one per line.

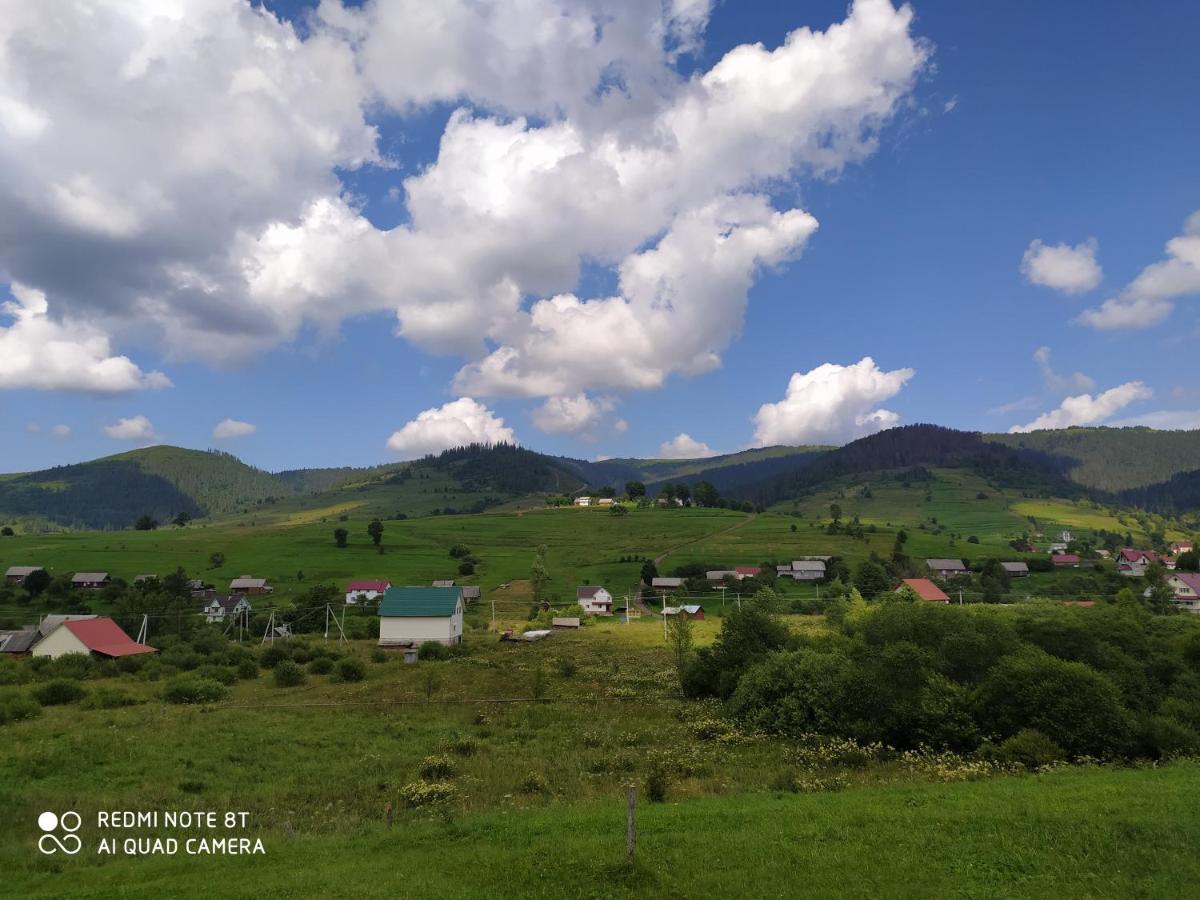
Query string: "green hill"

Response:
xmin=988 ymin=426 xmax=1200 ymax=492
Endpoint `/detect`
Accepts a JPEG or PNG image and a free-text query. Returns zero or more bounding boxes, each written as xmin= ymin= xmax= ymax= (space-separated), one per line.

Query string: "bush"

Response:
xmin=420 ymin=754 xmax=456 ymax=780
xmin=115 ymin=654 xmax=149 ymax=674
xmin=32 ymin=679 xmax=88 ymax=706
xmin=81 ymin=687 xmax=139 ymax=710
xmin=194 ymin=665 xmax=237 ymax=686
xmin=336 ymin=658 xmax=366 ymax=682
xmin=0 ymin=661 xmax=31 ymax=685
xmin=236 ymin=658 xmax=259 ymax=680
xmin=370 ymin=649 xmax=388 ymax=664
xmin=398 ymin=781 xmax=458 ymax=808
xmin=308 ymin=657 xmax=334 ymax=675
xmin=2 ymin=694 xmax=42 ymax=723
xmin=43 ymin=654 xmax=95 ymax=681
xmin=645 ymin=765 xmax=670 ymax=803
xmin=163 ymin=677 xmax=229 ymax=705
xmin=260 ymin=645 xmax=290 ymax=669
xmin=447 ymin=735 xmax=478 ymax=757
xmin=418 ymin=642 xmax=451 ymax=661
xmin=520 ymin=771 xmax=548 ymax=794
xmin=272 ymin=660 xmax=306 ymax=688
xmin=994 ymin=729 xmax=1065 ymax=769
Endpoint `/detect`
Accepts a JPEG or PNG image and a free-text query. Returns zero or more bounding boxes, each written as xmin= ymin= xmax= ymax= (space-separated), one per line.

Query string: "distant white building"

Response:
xmin=790 ymin=560 xmax=826 ymax=581
xmin=203 ymin=596 xmax=253 ymax=623
xmin=573 ymin=496 xmax=592 ymax=507
xmin=345 ymin=579 xmax=390 ymax=604
xmin=576 ymin=586 xmax=613 ymax=614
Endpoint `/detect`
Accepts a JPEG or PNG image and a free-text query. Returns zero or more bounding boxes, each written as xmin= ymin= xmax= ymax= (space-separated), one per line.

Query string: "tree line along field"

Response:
xmin=2 ymin=609 xmax=1200 ymax=897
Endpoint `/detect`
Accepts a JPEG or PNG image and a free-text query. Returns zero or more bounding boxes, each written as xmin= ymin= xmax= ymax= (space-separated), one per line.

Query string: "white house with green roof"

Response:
xmin=378 ymin=586 xmax=464 ymax=647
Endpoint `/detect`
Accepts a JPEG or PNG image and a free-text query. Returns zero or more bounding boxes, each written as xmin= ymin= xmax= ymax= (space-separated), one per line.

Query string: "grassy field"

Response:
xmin=2 ymin=617 xmax=1199 ymax=898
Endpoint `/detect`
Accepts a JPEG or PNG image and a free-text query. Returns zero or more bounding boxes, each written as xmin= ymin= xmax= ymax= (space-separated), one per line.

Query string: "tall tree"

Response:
xmin=334 ymin=528 xmax=348 ymax=548
xmin=625 ymin=481 xmax=646 ymax=500
xmin=367 ymin=519 xmax=384 ymax=547
xmin=665 ymin=613 xmax=695 ymax=697
xmin=531 ymin=544 xmax=550 ymax=606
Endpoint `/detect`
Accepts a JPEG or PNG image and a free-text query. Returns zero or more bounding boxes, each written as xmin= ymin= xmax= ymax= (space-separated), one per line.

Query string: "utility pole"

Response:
xmin=719 ymin=586 xmax=726 ymax=610
xmin=491 ymin=594 xmax=496 ymax=631
xmin=136 ymin=614 xmax=148 ymax=645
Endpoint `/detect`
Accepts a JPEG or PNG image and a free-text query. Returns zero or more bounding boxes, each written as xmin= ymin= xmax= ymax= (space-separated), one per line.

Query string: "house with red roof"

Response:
xmin=1118 ymin=549 xmax=1159 ymax=576
xmin=1165 ymin=573 xmax=1200 ymax=614
xmin=1171 ymin=541 xmax=1194 ymax=555
xmin=1051 ymin=554 xmax=1081 ymax=567
xmin=31 ymin=617 xmax=156 ymax=660
xmin=734 ymin=566 xmax=761 ymax=579
xmin=899 ymin=578 xmax=950 ymax=603
xmin=345 ymin=579 xmax=391 ymax=605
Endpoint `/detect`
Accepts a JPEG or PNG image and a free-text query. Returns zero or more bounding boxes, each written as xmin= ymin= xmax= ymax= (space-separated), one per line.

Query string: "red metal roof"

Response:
xmin=900 ymin=578 xmax=950 ymax=602
xmin=346 ymin=580 xmax=389 ymax=592
xmin=735 ymin=566 xmax=760 ymax=575
xmin=62 ymin=618 xmax=156 ymax=657
xmin=1119 ymin=548 xmax=1158 ymax=563
xmin=1052 ymin=554 xmax=1081 ymax=564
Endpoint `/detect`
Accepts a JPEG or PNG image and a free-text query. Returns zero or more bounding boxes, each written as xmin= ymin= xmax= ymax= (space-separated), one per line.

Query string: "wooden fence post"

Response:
xmin=626 ymin=784 xmax=636 ymax=866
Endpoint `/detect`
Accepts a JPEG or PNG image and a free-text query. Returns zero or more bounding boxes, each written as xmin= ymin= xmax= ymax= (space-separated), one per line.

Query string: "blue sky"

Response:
xmin=2 ymin=0 xmax=1199 ymax=472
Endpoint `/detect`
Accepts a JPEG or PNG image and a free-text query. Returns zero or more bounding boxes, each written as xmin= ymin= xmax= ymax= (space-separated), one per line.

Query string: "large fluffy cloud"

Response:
xmin=658 ymin=433 xmax=716 ymax=459
xmin=1078 ymin=211 xmax=1200 ymax=329
xmin=1008 ymin=382 xmax=1152 ymax=433
xmin=0 ymin=284 xmax=169 ymax=392
xmin=1020 ymin=239 xmax=1102 ymax=294
xmin=386 ymin=398 xmax=515 ymax=458
xmin=0 ymin=0 xmax=927 ymax=403
xmin=531 ymin=393 xmax=617 ymax=435
xmin=753 ymin=357 xmax=914 ymax=446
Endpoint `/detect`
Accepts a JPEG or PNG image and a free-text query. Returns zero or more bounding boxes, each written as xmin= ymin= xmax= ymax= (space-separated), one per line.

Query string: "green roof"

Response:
xmin=378 ymin=586 xmax=462 ymax=618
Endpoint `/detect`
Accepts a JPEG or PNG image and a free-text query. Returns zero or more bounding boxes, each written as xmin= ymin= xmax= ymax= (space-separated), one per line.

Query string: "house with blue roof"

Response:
xmin=378 ymin=586 xmax=464 ymax=648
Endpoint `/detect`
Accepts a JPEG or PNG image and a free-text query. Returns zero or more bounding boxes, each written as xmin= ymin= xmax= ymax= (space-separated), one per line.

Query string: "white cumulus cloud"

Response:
xmin=753 ymin=357 xmax=914 ymax=446
xmin=52 ymin=423 xmax=71 ymax=438
xmin=531 ymin=393 xmax=617 ymax=435
xmin=103 ymin=415 xmax=162 ymax=443
xmin=386 ymin=398 xmax=515 ymax=459
xmin=658 ymin=433 xmax=716 ymax=459
xmin=0 ymin=283 xmax=169 ymax=392
xmin=1033 ymin=346 xmax=1095 ymax=394
xmin=1008 ymin=382 xmax=1153 ymax=433
xmin=212 ymin=418 xmax=256 ymax=440
xmin=1077 ymin=210 xmax=1200 ymax=329
xmin=1020 ymin=238 xmax=1102 ymax=294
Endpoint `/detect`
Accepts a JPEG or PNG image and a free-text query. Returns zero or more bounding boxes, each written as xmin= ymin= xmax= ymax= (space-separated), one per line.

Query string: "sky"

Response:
xmin=1 ymin=0 xmax=1199 ymax=472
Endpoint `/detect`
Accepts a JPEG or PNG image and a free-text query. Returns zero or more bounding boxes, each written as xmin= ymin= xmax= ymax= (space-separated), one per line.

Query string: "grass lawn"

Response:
xmin=7 ymin=763 xmax=1199 ymax=898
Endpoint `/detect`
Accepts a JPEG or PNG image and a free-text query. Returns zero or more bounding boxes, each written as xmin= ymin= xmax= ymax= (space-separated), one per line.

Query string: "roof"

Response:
xmin=378 ymin=586 xmax=462 ymax=617
xmin=1119 ymin=548 xmax=1158 ymax=563
xmin=652 ymin=577 xmax=684 ymax=588
xmin=900 ymin=579 xmax=950 ymax=602
xmin=706 ymin=570 xmax=736 ymax=580
xmin=230 ymin=576 xmax=269 ymax=589
xmin=681 ymin=604 xmax=703 ymax=614
xmin=926 ymin=559 xmax=966 ymax=571
xmin=346 ymin=580 xmax=389 ymax=593
xmin=432 ymin=579 xmax=455 ymax=587
xmin=207 ymin=595 xmax=247 ymax=611
xmin=0 ymin=628 xmax=38 ymax=653
xmin=71 ymin=572 xmax=110 ymax=583
xmin=735 ymin=566 xmax=760 ymax=575
xmin=1172 ymin=573 xmax=1200 ymax=592
xmin=576 ymin=585 xmax=605 ymax=599
xmin=792 ymin=560 xmax=826 ymax=572
xmin=5 ymin=566 xmax=43 ymax=579
xmin=460 ymin=586 xmax=481 ymax=599
xmin=61 ymin=617 xmax=156 ymax=657
xmin=1052 ymin=554 xmax=1081 ymax=564
xmin=1001 ymin=562 xmax=1029 ymax=572
xmin=38 ymin=614 xmax=97 ymax=637
xmin=552 ymin=617 xmax=581 ymax=628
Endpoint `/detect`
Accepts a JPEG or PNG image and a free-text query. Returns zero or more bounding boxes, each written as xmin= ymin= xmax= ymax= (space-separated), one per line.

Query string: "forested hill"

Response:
xmin=739 ymin=424 xmax=1080 ymax=505
xmin=988 ymin=427 xmax=1200 ymax=492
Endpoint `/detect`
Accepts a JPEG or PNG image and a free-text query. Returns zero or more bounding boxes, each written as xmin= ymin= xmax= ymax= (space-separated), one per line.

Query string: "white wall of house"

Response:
xmin=31 ymin=626 xmax=90 ymax=658
xmin=346 ymin=589 xmax=383 ymax=605
xmin=379 ymin=606 xmax=463 ymax=646
xmin=578 ymin=588 xmax=612 ymax=614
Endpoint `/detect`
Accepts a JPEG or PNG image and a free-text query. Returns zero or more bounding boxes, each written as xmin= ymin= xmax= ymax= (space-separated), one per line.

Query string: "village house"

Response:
xmin=651 ymin=577 xmax=684 ymax=591
xmin=5 ymin=565 xmax=44 ymax=585
xmin=596 ymin=498 xmax=614 ymax=507
xmin=1051 ymin=554 xmax=1081 ymax=567
xmin=432 ymin=579 xmax=455 ymax=588
xmin=706 ymin=570 xmax=736 ymax=582
xmin=345 ymin=579 xmax=390 ymax=605
xmin=38 ymin=614 xmax=96 ymax=638
xmin=1163 ymin=573 xmax=1200 ymax=614
xmin=71 ymin=572 xmax=111 ymax=589
xmin=573 ymin=496 xmax=592 ymax=507
xmin=460 ymin=586 xmax=481 ymax=603
xmin=663 ymin=604 xmax=705 ymax=620
xmin=1170 ymin=541 xmax=1194 ymax=555
xmin=203 ymin=595 xmax=253 ymax=624
xmin=32 ymin=617 xmax=156 ymax=660
xmin=1118 ymin=549 xmax=1159 ymax=577
xmin=790 ymin=560 xmax=826 ymax=581
xmin=377 ymin=586 xmax=464 ymax=647
xmin=926 ymin=559 xmax=967 ymax=579
xmin=900 ymin=578 xmax=951 ymax=603
xmin=1001 ymin=562 xmax=1030 ymax=577
xmin=576 ymin=585 xmax=613 ymax=615
xmin=229 ymin=576 xmax=273 ymax=595
xmin=734 ymin=566 xmax=761 ymax=580
xmin=187 ymin=579 xmax=216 ymax=599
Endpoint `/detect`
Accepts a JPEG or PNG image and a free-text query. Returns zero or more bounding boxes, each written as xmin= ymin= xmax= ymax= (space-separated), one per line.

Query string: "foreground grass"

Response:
xmin=8 ymin=763 xmax=1199 ymax=898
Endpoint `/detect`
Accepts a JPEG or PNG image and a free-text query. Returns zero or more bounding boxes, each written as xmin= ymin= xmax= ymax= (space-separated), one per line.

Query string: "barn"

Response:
xmin=32 ymin=617 xmax=156 ymax=659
